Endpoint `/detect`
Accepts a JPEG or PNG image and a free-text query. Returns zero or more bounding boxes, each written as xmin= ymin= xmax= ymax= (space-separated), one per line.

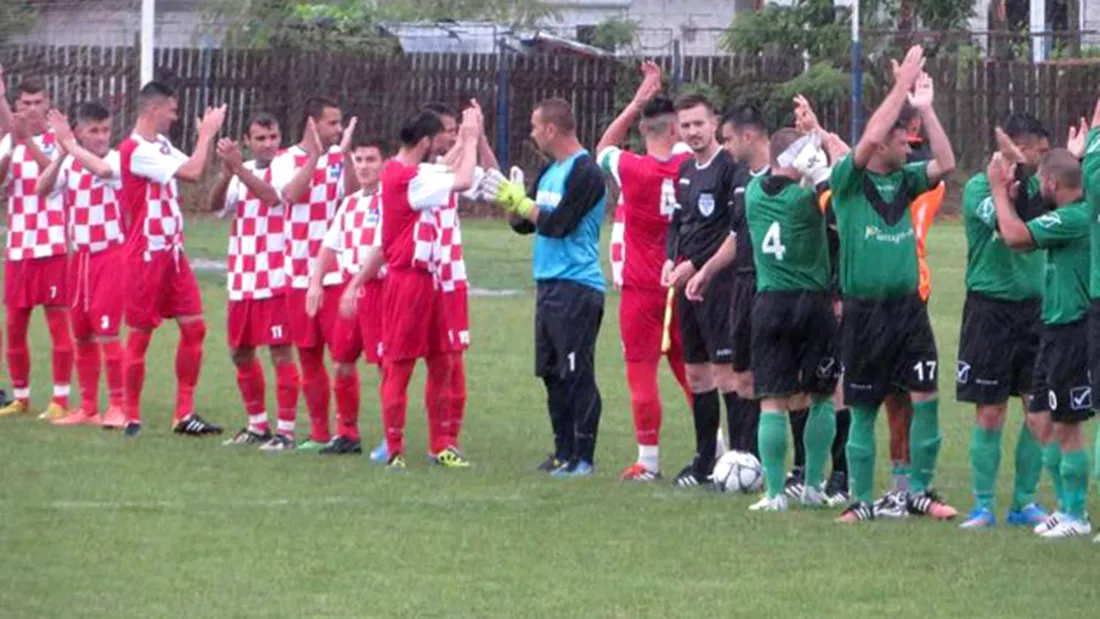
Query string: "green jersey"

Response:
xmin=1085 ymin=127 xmax=1100 ymax=299
xmin=830 ymin=154 xmax=931 ymax=299
xmin=962 ymin=173 xmax=1044 ymax=301
xmin=744 ymin=175 xmax=830 ymax=292
xmin=1027 ymin=201 xmax=1091 ymax=325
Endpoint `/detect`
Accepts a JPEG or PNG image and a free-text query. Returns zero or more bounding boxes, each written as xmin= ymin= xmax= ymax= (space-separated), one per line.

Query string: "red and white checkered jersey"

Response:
xmin=270 ymin=145 xmax=346 ymax=288
xmin=58 ymin=150 xmax=125 ymax=254
xmin=380 ymin=159 xmax=456 ymax=274
xmin=322 ymin=189 xmax=383 ymax=279
xmin=431 ymin=165 xmax=483 ymax=293
xmin=598 ymin=146 xmax=691 ymax=291
xmin=119 ymin=133 xmax=187 ymax=260
xmin=0 ymin=132 xmax=67 ymax=261
xmin=224 ymin=159 xmax=287 ymax=301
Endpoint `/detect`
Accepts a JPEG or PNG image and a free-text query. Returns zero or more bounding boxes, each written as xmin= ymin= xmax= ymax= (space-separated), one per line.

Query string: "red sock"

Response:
xmin=75 ymin=339 xmax=101 ymax=415
xmin=626 ymin=360 xmax=662 ymax=447
xmin=6 ymin=307 xmax=31 ymax=403
xmin=381 ymin=358 xmax=416 ymax=456
xmin=124 ymin=329 xmax=152 ymax=422
xmin=174 ymin=320 xmax=206 ymax=422
xmin=425 ymin=353 xmax=455 ymax=456
xmin=334 ymin=368 xmax=361 ymax=441
xmin=447 ymin=353 xmax=467 ymax=448
xmin=235 ymin=357 xmax=268 ymax=433
xmin=298 ymin=346 xmax=331 ymax=443
xmin=102 ymin=339 xmax=124 ymax=409
xmin=666 ymin=345 xmax=693 ymax=407
xmin=45 ymin=309 xmax=73 ymax=409
xmin=274 ymin=360 xmax=300 ymax=437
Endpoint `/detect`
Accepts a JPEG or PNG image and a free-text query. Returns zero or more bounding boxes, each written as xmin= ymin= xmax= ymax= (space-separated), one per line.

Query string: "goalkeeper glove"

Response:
xmin=483 ymin=168 xmax=536 ymax=217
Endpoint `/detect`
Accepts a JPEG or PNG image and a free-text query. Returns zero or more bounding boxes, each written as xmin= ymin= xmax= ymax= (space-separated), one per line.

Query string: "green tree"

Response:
xmin=0 ymin=0 xmax=36 ymax=46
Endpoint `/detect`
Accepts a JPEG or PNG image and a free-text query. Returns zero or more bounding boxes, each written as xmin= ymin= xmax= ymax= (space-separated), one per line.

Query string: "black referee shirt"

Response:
xmin=668 ymin=148 xmax=739 ymax=269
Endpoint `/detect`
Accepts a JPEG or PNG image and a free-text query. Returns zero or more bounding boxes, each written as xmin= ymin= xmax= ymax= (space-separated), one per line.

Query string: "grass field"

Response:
xmin=1 ymin=216 xmax=1097 ymax=618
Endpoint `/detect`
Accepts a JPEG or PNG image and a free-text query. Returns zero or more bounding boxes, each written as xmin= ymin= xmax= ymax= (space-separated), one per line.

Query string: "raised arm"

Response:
xmin=282 ymin=119 xmax=323 ymax=203
xmin=0 ymin=66 xmax=11 ymax=134
xmin=854 ymin=46 xmax=924 ymax=169
xmin=596 ymin=61 xmax=661 ymax=156
xmin=987 ymin=153 xmax=1033 ymax=250
xmin=47 ymin=110 xmax=113 ymax=179
xmin=216 ymin=138 xmax=280 ymax=206
xmin=34 ymin=147 xmax=67 ymax=199
xmin=908 ymin=73 xmax=955 ymax=183
xmin=175 ymin=104 xmax=226 ymax=183
xmin=340 ymin=116 xmax=359 ymax=198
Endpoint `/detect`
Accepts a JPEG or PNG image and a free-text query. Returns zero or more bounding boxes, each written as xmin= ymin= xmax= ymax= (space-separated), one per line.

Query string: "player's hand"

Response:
xmin=303 ymin=118 xmax=324 ymax=159
xmin=0 ymin=64 xmax=5 ymax=99
xmin=46 ymin=109 xmax=75 ymax=147
xmin=10 ymin=112 xmax=30 ymax=141
xmin=993 ymin=126 xmax=1026 ymax=164
xmin=685 ymin=269 xmax=712 ymax=302
xmin=790 ymin=139 xmax=831 ymax=186
xmin=1067 ymin=117 xmax=1089 ymax=159
xmin=459 ymin=106 xmax=481 ymax=142
xmin=216 ymin=138 xmax=244 ymax=172
xmin=986 ymin=152 xmax=1015 ymax=190
xmin=907 ymin=72 xmax=935 ymax=110
xmin=668 ymin=261 xmax=697 ymax=289
xmin=793 ymin=94 xmax=821 ymax=134
xmin=340 ymin=116 xmax=358 ymax=153
xmin=891 ymin=45 xmax=925 ymax=90
xmin=305 ymin=281 xmax=324 ymax=318
xmin=197 ymin=104 xmax=227 ymax=140
xmin=338 ymin=284 xmax=358 ymax=319
xmin=482 ymin=168 xmax=532 ymax=216
xmin=632 ymin=61 xmax=662 ymax=107
xmin=660 ymin=260 xmax=675 ymax=288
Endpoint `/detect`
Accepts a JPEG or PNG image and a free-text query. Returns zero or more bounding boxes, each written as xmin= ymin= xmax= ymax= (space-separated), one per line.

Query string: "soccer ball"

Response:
xmin=712 ymin=450 xmax=763 ymax=494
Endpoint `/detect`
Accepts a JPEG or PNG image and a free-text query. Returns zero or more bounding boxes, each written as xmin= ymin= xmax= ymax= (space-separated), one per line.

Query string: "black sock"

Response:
xmin=543 ymin=375 xmax=573 ymax=462
xmin=832 ymin=407 xmax=850 ymax=475
xmin=722 ymin=391 xmax=739 ymax=451
xmin=571 ymin=370 xmax=602 ymax=465
xmin=790 ymin=408 xmax=809 ymax=470
xmin=693 ymin=389 xmax=721 ymax=476
xmin=738 ymin=397 xmax=761 ymax=458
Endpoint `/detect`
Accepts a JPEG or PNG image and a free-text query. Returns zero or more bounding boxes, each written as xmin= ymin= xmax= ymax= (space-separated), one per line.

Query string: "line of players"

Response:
xmin=594 ymin=47 xmax=1099 ymax=538
xmin=0 ymin=70 xmax=496 ymax=469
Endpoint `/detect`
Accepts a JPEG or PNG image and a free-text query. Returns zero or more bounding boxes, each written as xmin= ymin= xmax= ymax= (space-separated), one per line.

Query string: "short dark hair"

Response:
xmin=74 ymin=101 xmax=111 ymax=125
xmin=769 ymin=127 xmax=803 ymax=163
xmin=721 ymin=104 xmax=767 ymax=135
xmin=642 ymin=95 xmax=676 ymax=120
xmin=536 ymin=98 xmax=576 ymax=133
xmin=1039 ymin=148 xmax=1082 ymax=188
xmin=422 ymin=102 xmax=458 ymax=120
xmin=674 ymin=93 xmax=715 ymax=115
xmin=246 ymin=112 xmax=280 ymax=135
xmin=892 ymin=104 xmax=918 ymax=132
xmin=353 ymin=137 xmax=388 ymax=157
xmin=138 ymin=81 xmax=176 ymax=109
xmin=304 ymin=95 xmax=340 ymax=124
xmin=16 ymin=78 xmax=46 ymax=97
xmin=398 ymin=111 xmax=445 ymax=147
xmin=1003 ymin=113 xmax=1050 ymax=142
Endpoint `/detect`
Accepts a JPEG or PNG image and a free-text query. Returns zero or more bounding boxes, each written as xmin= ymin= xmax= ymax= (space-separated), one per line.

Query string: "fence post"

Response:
xmin=140 ymin=0 xmax=154 ymax=85
xmin=850 ymin=1 xmax=862 ymax=144
xmin=496 ymin=37 xmax=510 ymax=170
xmin=672 ymin=38 xmax=683 ymax=92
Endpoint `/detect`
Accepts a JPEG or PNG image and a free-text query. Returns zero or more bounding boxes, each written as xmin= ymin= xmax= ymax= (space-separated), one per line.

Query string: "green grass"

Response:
xmin=1 ymin=217 xmax=1098 ymax=618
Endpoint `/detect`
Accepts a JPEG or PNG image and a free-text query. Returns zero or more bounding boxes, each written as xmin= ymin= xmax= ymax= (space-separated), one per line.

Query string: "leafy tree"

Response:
xmin=589 ymin=16 xmax=640 ymax=54
xmin=0 ymin=0 xmax=36 ymax=46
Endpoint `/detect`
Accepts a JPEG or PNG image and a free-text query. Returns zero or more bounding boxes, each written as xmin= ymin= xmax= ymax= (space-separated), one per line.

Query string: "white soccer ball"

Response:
xmin=712 ymin=450 xmax=763 ymax=494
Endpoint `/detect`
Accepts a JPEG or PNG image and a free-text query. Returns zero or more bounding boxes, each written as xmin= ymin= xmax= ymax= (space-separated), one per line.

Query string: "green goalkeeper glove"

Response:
xmin=483 ymin=168 xmax=535 ymax=218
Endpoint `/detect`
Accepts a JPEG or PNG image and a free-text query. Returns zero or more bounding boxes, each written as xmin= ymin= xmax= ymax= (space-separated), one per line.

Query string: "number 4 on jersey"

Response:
xmin=761 ymin=222 xmax=786 ymax=261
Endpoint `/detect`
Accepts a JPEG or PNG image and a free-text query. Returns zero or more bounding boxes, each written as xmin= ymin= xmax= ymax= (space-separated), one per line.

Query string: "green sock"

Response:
xmin=1059 ymin=448 xmax=1090 ymax=519
xmin=969 ymin=425 xmax=1002 ymax=510
xmin=1041 ymin=443 xmax=1064 ymax=511
xmin=804 ymin=397 xmax=836 ymax=489
xmin=909 ymin=399 xmax=942 ymax=494
xmin=846 ymin=406 xmax=878 ymax=504
xmin=757 ymin=411 xmax=789 ymax=499
xmin=1095 ymin=423 xmax=1100 ymax=480
xmin=1011 ymin=422 xmax=1041 ymax=510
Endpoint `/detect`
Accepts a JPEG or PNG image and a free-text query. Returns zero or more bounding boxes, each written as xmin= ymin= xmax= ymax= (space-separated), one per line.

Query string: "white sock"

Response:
xmin=638 ymin=445 xmax=659 ymax=472
xmin=276 ymin=418 xmax=295 ymax=437
xmin=248 ymin=412 xmax=268 ymax=432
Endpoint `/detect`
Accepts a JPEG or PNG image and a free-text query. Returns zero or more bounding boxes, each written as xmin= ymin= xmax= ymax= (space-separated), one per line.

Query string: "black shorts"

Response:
xmin=729 ymin=271 xmax=756 ymax=372
xmin=1088 ymin=300 xmax=1100 ymax=403
xmin=534 ymin=280 xmax=604 ymax=379
xmin=752 ymin=291 xmax=839 ymax=398
xmin=678 ymin=265 xmax=735 ymax=365
xmin=1028 ymin=320 xmax=1094 ymax=423
xmin=840 ymin=294 xmax=938 ymax=407
xmin=956 ymin=292 xmax=1041 ymax=405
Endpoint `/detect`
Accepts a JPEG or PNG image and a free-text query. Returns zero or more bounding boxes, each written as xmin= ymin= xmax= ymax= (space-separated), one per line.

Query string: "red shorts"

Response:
xmin=286 ymin=285 xmax=344 ymax=350
xmin=5 ymin=254 xmax=69 ymax=309
xmin=381 ymin=269 xmax=446 ymax=362
xmin=69 ymin=246 xmax=125 ymax=339
xmin=440 ymin=286 xmax=470 ymax=353
xmin=360 ymin=279 xmax=384 ymax=365
xmin=125 ymin=250 xmax=204 ymax=330
xmin=227 ymin=295 xmax=291 ymax=349
xmin=619 ymin=286 xmax=683 ymax=363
